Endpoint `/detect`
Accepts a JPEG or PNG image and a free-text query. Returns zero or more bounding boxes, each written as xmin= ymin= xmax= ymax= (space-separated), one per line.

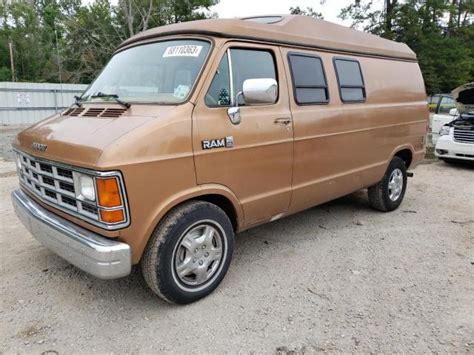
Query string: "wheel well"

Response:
xmin=193 ymin=194 xmax=238 ymax=231
xmin=395 ymin=149 xmax=413 ymax=169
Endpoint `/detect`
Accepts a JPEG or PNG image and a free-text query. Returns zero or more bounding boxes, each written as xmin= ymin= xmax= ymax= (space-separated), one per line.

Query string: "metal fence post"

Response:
xmin=54 ymin=89 xmax=58 ymax=112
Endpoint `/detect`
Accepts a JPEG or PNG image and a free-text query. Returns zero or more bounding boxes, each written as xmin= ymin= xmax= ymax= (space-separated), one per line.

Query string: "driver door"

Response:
xmin=192 ymin=43 xmax=294 ymax=226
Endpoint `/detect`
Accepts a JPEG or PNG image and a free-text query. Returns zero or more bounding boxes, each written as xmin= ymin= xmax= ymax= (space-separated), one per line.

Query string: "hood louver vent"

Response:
xmin=70 ymin=107 xmax=85 ymax=116
xmin=61 ymin=107 xmax=85 ymax=116
xmin=62 ymin=108 xmax=74 ymax=116
xmin=102 ymin=108 xmax=127 ymax=117
xmin=83 ymin=108 xmax=105 ymax=117
xmin=62 ymin=107 xmax=127 ymax=118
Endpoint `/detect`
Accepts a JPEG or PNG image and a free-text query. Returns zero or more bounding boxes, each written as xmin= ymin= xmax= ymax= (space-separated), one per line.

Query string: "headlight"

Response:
xmin=74 ymin=172 xmax=96 ymax=201
xmin=72 ymin=171 xmax=126 ymax=224
xmin=439 ymin=126 xmax=451 ymax=137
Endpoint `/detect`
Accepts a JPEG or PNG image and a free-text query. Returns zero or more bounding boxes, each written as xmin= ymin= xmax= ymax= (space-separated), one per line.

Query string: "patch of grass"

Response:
xmin=425 ymin=146 xmax=436 ymax=160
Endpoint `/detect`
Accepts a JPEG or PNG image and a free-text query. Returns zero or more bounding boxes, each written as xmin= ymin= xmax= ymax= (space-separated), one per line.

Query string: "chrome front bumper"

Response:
xmin=11 ymin=189 xmax=131 ymax=279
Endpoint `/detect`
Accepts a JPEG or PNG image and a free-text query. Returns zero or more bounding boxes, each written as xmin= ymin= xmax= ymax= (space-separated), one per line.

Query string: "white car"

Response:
xmin=431 ymin=94 xmax=456 ymax=144
xmin=435 ymin=82 xmax=474 ymax=163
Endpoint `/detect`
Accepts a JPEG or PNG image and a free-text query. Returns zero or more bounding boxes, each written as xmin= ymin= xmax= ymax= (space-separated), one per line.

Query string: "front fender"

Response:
xmin=129 ymin=183 xmax=244 ymax=264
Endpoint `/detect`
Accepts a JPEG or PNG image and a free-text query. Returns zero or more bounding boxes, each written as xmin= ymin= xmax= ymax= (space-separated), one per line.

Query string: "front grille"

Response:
xmin=453 ymin=128 xmax=474 ymax=144
xmin=16 ymin=151 xmax=99 ymax=220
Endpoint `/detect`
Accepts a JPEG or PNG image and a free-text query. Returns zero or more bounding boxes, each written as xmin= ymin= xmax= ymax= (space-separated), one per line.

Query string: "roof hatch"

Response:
xmin=241 ymin=16 xmax=284 ymax=24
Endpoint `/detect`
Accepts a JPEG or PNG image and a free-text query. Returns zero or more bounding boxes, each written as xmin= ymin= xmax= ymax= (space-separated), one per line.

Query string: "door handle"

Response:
xmin=274 ymin=117 xmax=292 ymax=125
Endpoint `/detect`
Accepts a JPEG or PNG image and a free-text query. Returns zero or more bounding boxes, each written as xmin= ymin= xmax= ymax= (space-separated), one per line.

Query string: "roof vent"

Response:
xmin=242 ymin=16 xmax=283 ymax=24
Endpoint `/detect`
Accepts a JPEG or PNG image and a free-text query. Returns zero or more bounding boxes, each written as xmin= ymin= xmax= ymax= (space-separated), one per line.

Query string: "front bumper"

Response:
xmin=435 ymin=136 xmax=474 ymax=161
xmin=11 ymin=189 xmax=131 ymax=279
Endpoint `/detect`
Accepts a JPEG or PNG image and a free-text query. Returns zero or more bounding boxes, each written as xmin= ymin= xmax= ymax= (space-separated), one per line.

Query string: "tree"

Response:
xmin=339 ymin=0 xmax=473 ymax=94
xmin=0 ymin=0 xmax=219 ymax=84
xmin=290 ymin=6 xmax=323 ymax=19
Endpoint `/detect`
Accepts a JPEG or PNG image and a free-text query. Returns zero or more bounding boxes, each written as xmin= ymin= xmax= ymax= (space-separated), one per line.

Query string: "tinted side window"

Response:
xmin=288 ymin=53 xmax=328 ymax=104
xmin=230 ymin=49 xmax=277 ymax=105
xmin=334 ymin=59 xmax=366 ymax=102
xmin=206 ymin=49 xmax=277 ymax=107
xmin=437 ymin=96 xmax=456 ymax=114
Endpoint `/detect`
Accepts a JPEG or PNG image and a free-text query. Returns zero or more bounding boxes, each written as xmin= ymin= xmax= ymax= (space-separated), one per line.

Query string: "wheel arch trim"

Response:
xmin=140 ymin=184 xmax=243 ymax=257
xmin=389 ymin=144 xmax=416 ymax=168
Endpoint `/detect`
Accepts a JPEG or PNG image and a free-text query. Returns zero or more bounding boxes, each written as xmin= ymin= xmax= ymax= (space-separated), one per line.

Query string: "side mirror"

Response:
xmin=449 ymin=108 xmax=458 ymax=116
xmin=227 ymin=78 xmax=277 ymax=125
xmin=242 ymin=78 xmax=278 ymax=105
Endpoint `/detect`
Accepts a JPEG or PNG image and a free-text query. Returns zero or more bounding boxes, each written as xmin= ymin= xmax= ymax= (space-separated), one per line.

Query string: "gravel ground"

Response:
xmin=0 ymin=125 xmax=26 ymax=162
xmin=0 ymin=126 xmax=473 ymax=354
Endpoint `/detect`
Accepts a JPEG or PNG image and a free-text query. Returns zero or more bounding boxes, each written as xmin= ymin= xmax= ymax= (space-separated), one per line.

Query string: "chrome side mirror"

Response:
xmin=449 ymin=108 xmax=458 ymax=116
xmin=242 ymin=78 xmax=278 ymax=105
xmin=226 ymin=78 xmax=277 ymax=125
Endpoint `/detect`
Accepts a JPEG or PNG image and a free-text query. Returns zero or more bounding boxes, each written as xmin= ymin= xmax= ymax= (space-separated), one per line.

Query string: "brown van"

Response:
xmin=11 ymin=15 xmax=428 ymax=304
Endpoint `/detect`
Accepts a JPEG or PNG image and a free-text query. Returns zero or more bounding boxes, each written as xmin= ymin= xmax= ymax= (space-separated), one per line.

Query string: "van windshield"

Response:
xmin=81 ymin=39 xmax=211 ymax=105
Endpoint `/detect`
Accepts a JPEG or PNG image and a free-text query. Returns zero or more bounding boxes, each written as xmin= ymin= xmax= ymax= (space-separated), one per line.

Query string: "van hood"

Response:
xmin=13 ymin=104 xmax=180 ymax=169
xmin=452 ymin=82 xmax=474 ymax=115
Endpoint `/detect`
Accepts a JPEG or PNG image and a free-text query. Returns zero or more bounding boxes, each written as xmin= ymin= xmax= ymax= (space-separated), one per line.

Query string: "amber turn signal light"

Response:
xmin=96 ymin=177 xmax=122 ymax=207
xmin=100 ymin=209 xmax=125 ymax=223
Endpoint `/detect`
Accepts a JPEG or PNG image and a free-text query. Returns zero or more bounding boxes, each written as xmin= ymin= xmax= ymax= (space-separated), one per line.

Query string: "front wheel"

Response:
xmin=368 ymin=156 xmax=407 ymax=212
xmin=141 ymin=201 xmax=234 ymax=304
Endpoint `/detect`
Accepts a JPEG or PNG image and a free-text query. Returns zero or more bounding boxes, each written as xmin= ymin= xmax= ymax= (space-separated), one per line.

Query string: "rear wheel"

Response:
xmin=141 ymin=201 xmax=234 ymax=304
xmin=368 ymin=156 xmax=407 ymax=212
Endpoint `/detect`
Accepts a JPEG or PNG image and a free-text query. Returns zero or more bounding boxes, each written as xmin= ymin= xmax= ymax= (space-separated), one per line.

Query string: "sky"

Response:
xmin=210 ymin=0 xmax=383 ymax=25
xmin=81 ymin=0 xmax=385 ymax=27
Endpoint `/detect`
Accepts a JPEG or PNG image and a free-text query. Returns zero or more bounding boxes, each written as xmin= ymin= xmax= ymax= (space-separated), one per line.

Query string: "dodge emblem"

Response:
xmin=32 ymin=142 xmax=47 ymax=152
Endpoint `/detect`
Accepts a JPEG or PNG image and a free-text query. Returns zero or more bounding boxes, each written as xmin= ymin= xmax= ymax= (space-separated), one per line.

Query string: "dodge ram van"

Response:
xmin=11 ymin=15 xmax=428 ymax=304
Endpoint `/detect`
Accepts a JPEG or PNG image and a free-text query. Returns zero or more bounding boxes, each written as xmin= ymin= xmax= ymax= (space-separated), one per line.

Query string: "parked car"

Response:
xmin=435 ymin=82 xmax=474 ymax=162
xmin=431 ymin=94 xmax=457 ymax=144
xmin=427 ymin=93 xmax=451 ymax=113
xmin=11 ymin=15 xmax=428 ymax=304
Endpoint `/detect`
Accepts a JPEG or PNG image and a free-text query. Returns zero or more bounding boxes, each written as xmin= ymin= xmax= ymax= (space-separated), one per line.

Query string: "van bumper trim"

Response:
xmin=11 ymin=189 xmax=131 ymax=279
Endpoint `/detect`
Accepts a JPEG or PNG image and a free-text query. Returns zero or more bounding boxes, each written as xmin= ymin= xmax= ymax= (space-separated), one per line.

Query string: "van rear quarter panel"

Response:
xmin=281 ymin=47 xmax=428 ymax=213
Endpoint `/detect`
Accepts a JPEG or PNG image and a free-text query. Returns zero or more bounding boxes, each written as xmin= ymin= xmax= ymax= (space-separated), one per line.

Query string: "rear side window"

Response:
xmin=288 ymin=53 xmax=329 ymax=104
xmin=334 ymin=58 xmax=366 ymax=102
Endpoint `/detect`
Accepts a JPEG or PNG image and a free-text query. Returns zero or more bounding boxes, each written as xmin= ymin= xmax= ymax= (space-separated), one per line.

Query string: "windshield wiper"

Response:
xmin=91 ymin=92 xmax=131 ymax=109
xmin=73 ymin=95 xmax=83 ymax=107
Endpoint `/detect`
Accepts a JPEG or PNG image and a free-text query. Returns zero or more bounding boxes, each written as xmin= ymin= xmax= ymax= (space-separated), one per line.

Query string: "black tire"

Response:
xmin=141 ymin=201 xmax=234 ymax=304
xmin=368 ymin=156 xmax=407 ymax=212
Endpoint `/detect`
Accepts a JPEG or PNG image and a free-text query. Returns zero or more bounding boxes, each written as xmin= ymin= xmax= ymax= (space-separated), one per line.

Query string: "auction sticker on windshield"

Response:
xmin=163 ymin=45 xmax=203 ymax=57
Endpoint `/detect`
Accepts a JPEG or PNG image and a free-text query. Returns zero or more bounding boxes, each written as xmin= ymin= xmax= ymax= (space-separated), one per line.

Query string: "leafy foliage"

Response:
xmin=339 ymin=0 xmax=473 ymax=94
xmin=0 ymin=0 xmax=218 ymax=84
xmin=290 ymin=6 xmax=323 ymax=19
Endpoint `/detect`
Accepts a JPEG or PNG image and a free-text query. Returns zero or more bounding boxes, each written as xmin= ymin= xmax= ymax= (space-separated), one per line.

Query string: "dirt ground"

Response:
xmin=0 ymin=126 xmax=473 ymax=354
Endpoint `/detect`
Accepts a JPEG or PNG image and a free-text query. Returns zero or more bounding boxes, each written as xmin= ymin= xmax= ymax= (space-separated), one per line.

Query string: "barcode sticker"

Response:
xmin=163 ymin=45 xmax=203 ymax=57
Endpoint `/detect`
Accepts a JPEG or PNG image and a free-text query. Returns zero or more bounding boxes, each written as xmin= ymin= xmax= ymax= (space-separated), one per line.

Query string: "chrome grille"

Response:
xmin=453 ymin=128 xmax=474 ymax=144
xmin=16 ymin=151 xmax=99 ymax=221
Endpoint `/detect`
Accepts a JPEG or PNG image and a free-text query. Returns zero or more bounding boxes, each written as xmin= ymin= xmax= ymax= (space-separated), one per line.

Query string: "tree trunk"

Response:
xmin=457 ymin=0 xmax=463 ymax=27
xmin=385 ymin=0 xmax=397 ymax=37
